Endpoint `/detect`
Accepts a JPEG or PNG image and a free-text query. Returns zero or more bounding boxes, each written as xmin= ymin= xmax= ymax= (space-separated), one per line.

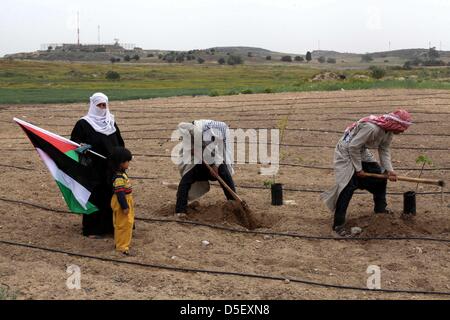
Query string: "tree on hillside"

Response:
xmin=218 ymin=57 xmax=226 ymax=65
xmin=281 ymin=55 xmax=292 ymax=62
xmin=227 ymin=55 xmax=243 ymax=65
xmin=361 ymin=54 xmax=374 ymax=63
xmin=294 ymin=56 xmax=304 ymax=62
xmin=317 ymin=56 xmax=326 ymax=63
xmin=306 ymin=51 xmax=312 ymax=62
xmin=428 ymin=47 xmax=440 ymax=60
xmin=266 ymin=55 xmax=272 ymax=61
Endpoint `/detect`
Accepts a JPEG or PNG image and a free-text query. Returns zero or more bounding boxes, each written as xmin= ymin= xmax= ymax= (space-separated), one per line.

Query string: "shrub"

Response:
xmin=197 ymin=57 xmax=205 ymax=64
xmin=209 ymin=90 xmax=220 ymax=97
xmin=106 ymin=71 xmax=120 ymax=80
xmin=317 ymin=56 xmax=326 ymax=63
xmin=370 ymin=66 xmax=386 ymax=79
xmin=176 ymin=55 xmax=185 ymax=63
xmin=124 ymin=55 xmax=131 ymax=62
xmin=94 ymin=47 xmax=106 ymax=53
xmin=225 ymin=90 xmax=239 ymax=96
xmin=294 ymin=56 xmax=304 ymax=62
xmin=422 ymin=60 xmax=446 ymax=66
xmin=165 ymin=55 xmax=175 ymax=63
xmin=403 ymin=61 xmax=412 ymax=70
xmin=133 ymin=54 xmax=140 ymax=61
xmin=147 ymin=53 xmax=154 ymax=58
xmin=327 ymin=58 xmax=336 ymax=64
xmin=266 ymin=55 xmax=272 ymax=60
xmin=361 ymin=54 xmax=374 ymax=62
xmin=227 ymin=55 xmax=243 ymax=65
xmin=281 ymin=55 xmax=292 ymax=62
xmin=218 ymin=57 xmax=226 ymax=65
xmin=248 ymin=52 xmax=253 ymax=57
xmin=241 ymin=89 xmax=253 ymax=94
xmin=264 ymin=88 xmax=274 ymax=93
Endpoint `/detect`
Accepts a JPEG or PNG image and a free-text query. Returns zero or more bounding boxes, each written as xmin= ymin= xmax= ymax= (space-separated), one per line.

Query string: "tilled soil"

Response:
xmin=0 ymin=89 xmax=449 ymax=300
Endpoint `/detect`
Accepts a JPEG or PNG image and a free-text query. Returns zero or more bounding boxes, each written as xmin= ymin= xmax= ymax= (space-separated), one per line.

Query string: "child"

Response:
xmin=110 ymin=147 xmax=134 ymax=255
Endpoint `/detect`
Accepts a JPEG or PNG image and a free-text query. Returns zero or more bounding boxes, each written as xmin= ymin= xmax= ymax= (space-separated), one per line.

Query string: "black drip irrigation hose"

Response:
xmin=2 ymin=160 xmax=450 ymax=175
xmin=119 ymin=127 xmax=450 ymax=138
xmin=0 ymin=164 xmax=35 ymax=171
xmin=1 ymin=239 xmax=449 ymax=297
xmin=129 ymin=155 xmax=450 ymax=172
xmin=229 ymin=184 xmax=450 ymax=196
xmin=137 ymin=217 xmax=450 ymax=243
xmin=1 ymin=138 xmax=449 ymax=151
xmin=1 ymin=196 xmax=449 ymax=243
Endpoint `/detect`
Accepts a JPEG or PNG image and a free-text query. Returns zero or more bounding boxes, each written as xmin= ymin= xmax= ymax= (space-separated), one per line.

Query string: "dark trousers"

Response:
xmin=176 ymin=164 xmax=236 ymax=213
xmin=334 ymin=162 xmax=387 ymax=229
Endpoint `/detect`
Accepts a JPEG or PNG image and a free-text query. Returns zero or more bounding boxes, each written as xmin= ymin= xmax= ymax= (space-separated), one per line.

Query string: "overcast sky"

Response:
xmin=1 ymin=0 xmax=449 ymax=57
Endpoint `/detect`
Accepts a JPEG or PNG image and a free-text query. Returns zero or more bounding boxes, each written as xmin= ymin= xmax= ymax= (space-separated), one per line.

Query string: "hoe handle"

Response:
xmin=203 ymin=161 xmax=244 ymax=203
xmin=362 ymin=173 xmax=445 ymax=186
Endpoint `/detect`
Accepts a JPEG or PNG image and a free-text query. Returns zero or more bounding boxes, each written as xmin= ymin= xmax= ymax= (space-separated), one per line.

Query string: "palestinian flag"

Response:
xmin=14 ymin=118 xmax=101 ymax=215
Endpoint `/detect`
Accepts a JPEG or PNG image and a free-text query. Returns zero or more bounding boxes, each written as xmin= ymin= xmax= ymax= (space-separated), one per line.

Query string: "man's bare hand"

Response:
xmin=387 ymin=171 xmax=398 ymax=182
xmin=356 ymin=170 xmax=366 ymax=178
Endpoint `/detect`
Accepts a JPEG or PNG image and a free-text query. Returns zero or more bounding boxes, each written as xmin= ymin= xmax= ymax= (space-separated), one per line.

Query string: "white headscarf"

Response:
xmin=82 ymin=93 xmax=117 ymax=136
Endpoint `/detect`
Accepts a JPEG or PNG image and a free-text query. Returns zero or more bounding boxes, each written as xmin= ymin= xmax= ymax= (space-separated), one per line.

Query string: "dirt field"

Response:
xmin=0 ymin=89 xmax=449 ymax=300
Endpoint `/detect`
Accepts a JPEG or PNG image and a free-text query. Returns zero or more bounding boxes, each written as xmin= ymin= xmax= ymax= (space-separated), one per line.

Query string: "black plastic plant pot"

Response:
xmin=403 ymin=191 xmax=416 ymax=215
xmin=271 ymin=183 xmax=283 ymax=206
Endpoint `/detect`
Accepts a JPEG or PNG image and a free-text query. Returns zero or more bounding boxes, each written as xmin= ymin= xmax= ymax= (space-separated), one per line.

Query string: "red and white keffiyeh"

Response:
xmin=345 ymin=109 xmax=412 ymax=134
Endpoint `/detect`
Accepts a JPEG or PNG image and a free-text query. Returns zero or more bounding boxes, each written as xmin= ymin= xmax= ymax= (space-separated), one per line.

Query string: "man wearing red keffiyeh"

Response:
xmin=321 ymin=109 xmax=413 ymax=236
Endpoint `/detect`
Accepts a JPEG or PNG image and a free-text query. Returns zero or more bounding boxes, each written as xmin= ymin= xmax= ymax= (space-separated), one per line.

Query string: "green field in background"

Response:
xmin=1 ymin=60 xmax=449 ymax=104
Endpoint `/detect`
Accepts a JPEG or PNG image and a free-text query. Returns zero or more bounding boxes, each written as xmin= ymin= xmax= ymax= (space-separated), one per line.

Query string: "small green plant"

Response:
xmin=0 ymin=285 xmax=17 ymax=300
xmin=209 ymin=90 xmax=220 ymax=97
xmin=370 ymin=66 xmax=386 ymax=79
xmin=241 ymin=89 xmax=253 ymax=94
xmin=415 ymin=155 xmax=432 ymax=191
xmin=263 ymin=180 xmax=274 ymax=188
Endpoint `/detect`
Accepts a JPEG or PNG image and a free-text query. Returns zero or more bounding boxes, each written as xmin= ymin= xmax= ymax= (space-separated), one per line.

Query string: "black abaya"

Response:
xmin=70 ymin=119 xmax=125 ymax=236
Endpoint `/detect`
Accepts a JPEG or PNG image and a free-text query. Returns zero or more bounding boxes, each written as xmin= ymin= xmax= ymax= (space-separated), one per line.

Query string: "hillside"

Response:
xmin=3 ymin=46 xmax=450 ymax=65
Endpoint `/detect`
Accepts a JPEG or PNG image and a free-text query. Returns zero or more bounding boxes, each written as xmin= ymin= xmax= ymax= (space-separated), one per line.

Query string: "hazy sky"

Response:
xmin=1 ymin=0 xmax=449 ymax=57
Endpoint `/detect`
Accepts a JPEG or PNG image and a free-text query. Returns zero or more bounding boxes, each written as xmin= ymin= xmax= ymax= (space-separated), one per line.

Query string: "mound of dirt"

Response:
xmin=153 ymin=200 xmax=271 ymax=230
xmin=347 ymin=214 xmax=435 ymax=237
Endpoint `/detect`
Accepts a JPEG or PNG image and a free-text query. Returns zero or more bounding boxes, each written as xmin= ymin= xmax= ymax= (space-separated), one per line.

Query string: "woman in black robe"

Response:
xmin=71 ymin=93 xmax=125 ymax=238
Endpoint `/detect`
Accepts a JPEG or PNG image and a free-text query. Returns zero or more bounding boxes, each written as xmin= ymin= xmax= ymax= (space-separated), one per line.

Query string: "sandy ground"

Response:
xmin=0 ymin=89 xmax=449 ymax=300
